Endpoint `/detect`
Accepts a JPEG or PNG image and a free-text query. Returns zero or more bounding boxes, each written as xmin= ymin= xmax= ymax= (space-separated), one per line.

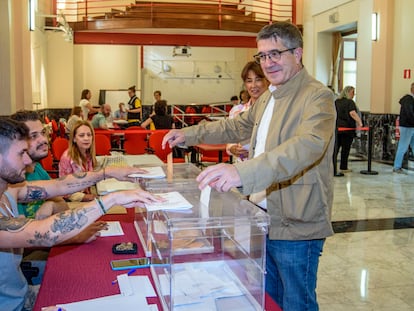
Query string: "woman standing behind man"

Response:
xmin=59 ymin=120 xmax=97 ymax=201
xmin=226 ymin=61 xmax=269 ymax=161
xmin=126 ymin=85 xmax=142 ymax=126
xmin=79 ymin=89 xmax=99 ymax=120
xmin=333 ymin=85 xmax=363 ymax=176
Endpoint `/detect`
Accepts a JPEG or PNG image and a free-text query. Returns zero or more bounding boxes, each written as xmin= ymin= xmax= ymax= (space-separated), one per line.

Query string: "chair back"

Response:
xmin=124 ymin=132 xmax=148 ymax=155
xmin=40 ymin=150 xmax=58 ymax=178
xmin=95 ymin=134 xmax=112 ymax=156
xmin=51 ymin=137 xmax=69 ymax=161
xmin=148 ymin=130 xmax=171 ymax=162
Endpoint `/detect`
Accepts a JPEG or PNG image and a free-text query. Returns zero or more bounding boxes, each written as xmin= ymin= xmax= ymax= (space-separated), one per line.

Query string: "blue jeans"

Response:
xmin=394 ymin=126 xmax=414 ymax=169
xmin=266 ymin=238 xmax=325 ymax=311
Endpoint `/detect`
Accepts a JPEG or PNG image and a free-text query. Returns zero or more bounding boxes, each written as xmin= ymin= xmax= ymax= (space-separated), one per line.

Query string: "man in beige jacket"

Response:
xmin=163 ymin=22 xmax=335 ymax=311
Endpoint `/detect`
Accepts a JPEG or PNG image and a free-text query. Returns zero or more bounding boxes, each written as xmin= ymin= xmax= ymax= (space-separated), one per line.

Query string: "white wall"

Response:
xmin=73 ymin=44 xmax=139 ymax=108
xmin=391 ymin=0 xmax=414 ymax=113
xmin=303 ymin=0 xmax=373 ymax=111
xmin=47 ymin=32 xmax=74 ymax=108
xmin=142 ymin=46 xmax=254 ymax=106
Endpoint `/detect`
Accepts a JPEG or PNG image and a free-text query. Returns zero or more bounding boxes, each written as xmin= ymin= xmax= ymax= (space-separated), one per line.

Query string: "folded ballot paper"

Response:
xmin=145 ymin=191 xmax=193 ymax=212
xmin=128 ymin=166 xmax=166 ymax=179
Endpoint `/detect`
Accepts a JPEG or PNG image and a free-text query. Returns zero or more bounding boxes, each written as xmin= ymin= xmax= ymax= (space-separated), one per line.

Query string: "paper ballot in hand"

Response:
xmin=200 ymin=185 xmax=211 ymax=207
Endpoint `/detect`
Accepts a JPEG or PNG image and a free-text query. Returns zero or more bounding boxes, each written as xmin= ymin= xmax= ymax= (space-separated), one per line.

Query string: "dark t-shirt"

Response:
xmin=335 ymin=98 xmax=357 ymax=129
xmin=151 ymin=115 xmax=173 ymax=129
xmin=399 ymin=94 xmax=414 ymax=127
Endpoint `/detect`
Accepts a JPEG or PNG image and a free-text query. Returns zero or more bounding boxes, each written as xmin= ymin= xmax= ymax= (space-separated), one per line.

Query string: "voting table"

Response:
xmin=33 ymin=161 xmax=281 ymax=311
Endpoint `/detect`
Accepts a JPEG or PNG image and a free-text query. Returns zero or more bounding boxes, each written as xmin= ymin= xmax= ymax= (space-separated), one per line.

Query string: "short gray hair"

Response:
xmin=256 ymin=22 xmax=303 ymax=49
xmin=338 ymin=86 xmax=355 ymax=99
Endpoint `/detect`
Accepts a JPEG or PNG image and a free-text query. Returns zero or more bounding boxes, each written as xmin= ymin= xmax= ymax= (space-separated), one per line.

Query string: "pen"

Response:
xmin=111 ymin=268 xmax=137 ymax=285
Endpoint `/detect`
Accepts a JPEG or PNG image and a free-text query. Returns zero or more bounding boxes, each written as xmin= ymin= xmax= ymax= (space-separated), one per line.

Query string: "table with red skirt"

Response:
xmin=33 ymin=209 xmax=282 ymax=311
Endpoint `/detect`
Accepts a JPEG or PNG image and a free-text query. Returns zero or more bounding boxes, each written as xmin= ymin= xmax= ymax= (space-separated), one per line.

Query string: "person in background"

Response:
xmin=230 ymin=95 xmax=239 ymax=105
xmin=141 ymin=100 xmax=175 ymax=130
xmin=163 ymin=21 xmax=335 ymax=311
xmin=126 ymin=85 xmax=142 ymax=126
xmin=226 ymin=62 xmax=269 ymax=161
xmin=66 ymin=106 xmax=83 ymax=135
xmin=0 ymin=118 xmax=161 ymax=311
xmin=239 ymin=89 xmax=250 ymax=105
xmin=153 ymin=90 xmax=162 ymax=103
xmin=79 ymin=89 xmax=99 ymax=121
xmin=59 ymin=121 xmax=97 ymax=202
xmin=333 ymin=86 xmax=363 ymax=176
xmin=113 ymin=102 xmax=127 ymax=120
xmin=393 ymin=82 xmax=414 ymax=174
xmin=91 ymin=104 xmax=112 ymax=129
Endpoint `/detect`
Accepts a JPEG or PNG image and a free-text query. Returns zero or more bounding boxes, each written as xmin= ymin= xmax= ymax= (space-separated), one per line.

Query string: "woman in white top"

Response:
xmin=226 ymin=61 xmax=269 ymax=161
xmin=79 ymin=89 xmax=99 ymax=120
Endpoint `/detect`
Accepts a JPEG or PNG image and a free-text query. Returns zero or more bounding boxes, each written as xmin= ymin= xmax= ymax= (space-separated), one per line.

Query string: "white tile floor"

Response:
xmin=318 ymin=161 xmax=414 ymax=310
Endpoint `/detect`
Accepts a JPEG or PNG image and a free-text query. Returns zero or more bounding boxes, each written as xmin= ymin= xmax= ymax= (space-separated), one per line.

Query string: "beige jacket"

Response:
xmin=184 ymin=68 xmax=336 ymax=240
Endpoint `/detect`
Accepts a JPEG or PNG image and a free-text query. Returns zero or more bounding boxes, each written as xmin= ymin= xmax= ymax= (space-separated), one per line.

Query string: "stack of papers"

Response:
xmin=128 ymin=167 xmax=166 ymax=179
xmin=96 ymin=178 xmax=139 ymax=195
xmin=145 ymin=191 xmax=193 ymax=212
xmin=99 ymin=221 xmax=124 ymax=237
xmin=57 ymin=275 xmax=158 ymax=311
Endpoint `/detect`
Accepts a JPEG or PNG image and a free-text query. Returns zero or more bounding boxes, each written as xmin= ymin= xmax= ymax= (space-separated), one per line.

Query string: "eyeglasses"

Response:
xmin=253 ymin=48 xmax=296 ymax=64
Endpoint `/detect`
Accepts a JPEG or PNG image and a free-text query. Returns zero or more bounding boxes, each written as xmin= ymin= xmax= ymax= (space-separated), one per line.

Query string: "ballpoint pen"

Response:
xmin=111 ymin=268 xmax=137 ymax=285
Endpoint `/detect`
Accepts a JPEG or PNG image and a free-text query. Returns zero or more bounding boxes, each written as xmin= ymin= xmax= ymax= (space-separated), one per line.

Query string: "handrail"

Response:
xmin=55 ymin=0 xmax=295 ymax=25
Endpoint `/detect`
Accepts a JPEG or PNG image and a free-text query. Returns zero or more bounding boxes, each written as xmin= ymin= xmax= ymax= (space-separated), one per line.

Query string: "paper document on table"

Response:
xmin=128 ymin=166 xmax=166 ymax=179
xmin=145 ymin=191 xmax=192 ymax=212
xmin=96 ymin=178 xmax=139 ymax=195
xmin=99 ymin=221 xmax=124 ymax=237
xmin=118 ymin=275 xmax=157 ymax=297
xmin=57 ymin=293 xmax=150 ymax=311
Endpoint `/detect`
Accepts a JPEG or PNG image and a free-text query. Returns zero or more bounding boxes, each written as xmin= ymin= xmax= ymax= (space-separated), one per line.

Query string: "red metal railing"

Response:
xmin=54 ymin=0 xmax=295 ymax=25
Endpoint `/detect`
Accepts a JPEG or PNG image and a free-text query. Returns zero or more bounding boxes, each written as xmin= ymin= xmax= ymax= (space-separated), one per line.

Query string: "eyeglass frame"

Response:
xmin=253 ymin=48 xmax=297 ymax=64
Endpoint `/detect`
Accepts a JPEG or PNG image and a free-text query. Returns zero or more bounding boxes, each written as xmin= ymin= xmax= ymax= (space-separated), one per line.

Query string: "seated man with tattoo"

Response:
xmin=0 ymin=118 xmax=161 ymax=311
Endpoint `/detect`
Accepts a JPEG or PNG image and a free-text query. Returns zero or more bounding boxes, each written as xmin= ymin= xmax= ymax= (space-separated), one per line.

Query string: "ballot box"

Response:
xmin=144 ymin=184 xmax=270 ymax=311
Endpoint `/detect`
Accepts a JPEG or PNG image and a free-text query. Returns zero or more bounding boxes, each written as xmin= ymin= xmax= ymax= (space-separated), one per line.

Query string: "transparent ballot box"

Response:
xmin=135 ymin=164 xmax=201 ymax=256
xmin=148 ymin=188 xmax=270 ymax=311
xmin=138 ymin=163 xmax=201 ymax=190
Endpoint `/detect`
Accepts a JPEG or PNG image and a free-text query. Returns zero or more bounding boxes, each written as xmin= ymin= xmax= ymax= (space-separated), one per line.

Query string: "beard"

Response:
xmin=29 ymin=142 xmax=49 ymax=162
xmin=0 ymin=164 xmax=25 ymax=184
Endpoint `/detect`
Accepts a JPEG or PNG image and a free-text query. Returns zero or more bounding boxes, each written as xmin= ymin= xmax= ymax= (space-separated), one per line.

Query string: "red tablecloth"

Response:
xmin=33 ymin=209 xmax=281 ymax=311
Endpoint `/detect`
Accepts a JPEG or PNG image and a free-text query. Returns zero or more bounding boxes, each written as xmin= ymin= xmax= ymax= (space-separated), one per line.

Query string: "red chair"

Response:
xmin=199 ymin=149 xmax=230 ymax=163
xmin=59 ymin=121 xmax=67 ymax=138
xmin=50 ymin=119 xmax=59 ymax=141
xmin=147 ymin=131 xmax=185 ymax=163
xmin=51 ymin=137 xmax=69 ymax=161
xmin=124 ymin=132 xmax=148 ymax=155
xmin=40 ymin=150 xmax=58 ymax=178
xmin=95 ymin=134 xmax=112 ymax=156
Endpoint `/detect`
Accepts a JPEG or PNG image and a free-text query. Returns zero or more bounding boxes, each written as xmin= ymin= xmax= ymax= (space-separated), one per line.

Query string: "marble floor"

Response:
xmin=317 ymin=160 xmax=414 ymax=311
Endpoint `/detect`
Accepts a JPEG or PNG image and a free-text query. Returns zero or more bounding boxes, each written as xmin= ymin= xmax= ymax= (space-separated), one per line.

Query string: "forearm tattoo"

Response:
xmin=27 ymin=231 xmax=58 ymax=246
xmin=50 ymin=208 xmax=92 ymax=234
xmin=0 ymin=216 xmax=31 ymax=232
xmin=73 ymin=171 xmax=87 ymax=179
xmin=23 ymin=186 xmax=48 ymax=202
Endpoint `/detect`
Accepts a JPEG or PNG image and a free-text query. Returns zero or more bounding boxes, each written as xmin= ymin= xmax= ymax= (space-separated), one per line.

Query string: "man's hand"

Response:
xmin=81 ymin=193 xmax=96 ymax=202
xmin=161 ymin=130 xmax=186 ymax=149
xmin=60 ymin=221 xmax=107 ymax=244
xmin=196 ymin=163 xmax=242 ymax=192
xmin=107 ymin=188 xmax=164 ymax=208
xmin=105 ymin=166 xmax=148 ymax=182
xmin=229 ymin=144 xmax=249 ymax=159
xmin=35 ymin=201 xmax=55 ymax=220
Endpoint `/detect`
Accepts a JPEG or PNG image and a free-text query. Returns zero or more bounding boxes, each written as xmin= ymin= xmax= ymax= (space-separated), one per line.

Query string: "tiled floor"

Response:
xmin=317 ymin=161 xmax=414 ymax=310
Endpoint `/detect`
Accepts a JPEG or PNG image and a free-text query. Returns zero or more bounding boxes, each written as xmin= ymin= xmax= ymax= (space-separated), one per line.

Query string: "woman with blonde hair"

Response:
xmin=59 ymin=120 xmax=97 ymax=201
xmin=333 ymin=85 xmax=363 ymax=176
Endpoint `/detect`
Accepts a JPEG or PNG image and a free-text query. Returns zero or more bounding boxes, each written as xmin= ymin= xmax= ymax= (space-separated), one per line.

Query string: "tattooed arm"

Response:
xmin=0 ymin=188 xmax=160 ymax=248
xmin=13 ymin=166 xmax=149 ymax=203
